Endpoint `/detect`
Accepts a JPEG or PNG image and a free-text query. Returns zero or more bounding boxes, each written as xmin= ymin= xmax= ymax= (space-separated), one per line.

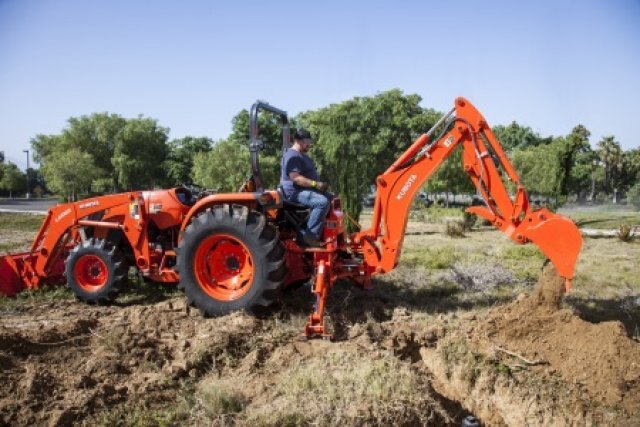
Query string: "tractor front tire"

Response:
xmin=65 ymin=238 xmax=127 ymax=304
xmin=177 ymin=205 xmax=286 ymax=316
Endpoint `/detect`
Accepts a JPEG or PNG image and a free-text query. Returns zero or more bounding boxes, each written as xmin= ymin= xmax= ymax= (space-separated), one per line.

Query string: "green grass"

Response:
xmin=0 ymin=212 xmax=46 ymax=231
xmin=560 ymin=207 xmax=640 ymax=229
xmin=401 ymin=246 xmax=460 ymax=270
xmin=0 ymin=285 xmax=75 ymax=311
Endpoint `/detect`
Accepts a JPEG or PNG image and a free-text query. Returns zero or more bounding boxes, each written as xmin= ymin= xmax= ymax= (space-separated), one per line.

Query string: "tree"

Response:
xmin=300 ymin=89 xmax=439 ymax=226
xmin=112 ymin=117 xmax=169 ymax=190
xmin=422 ymin=147 xmax=475 ymax=205
xmin=512 ymin=144 xmax=559 ymax=200
xmin=566 ymin=125 xmax=595 ymax=202
xmin=31 ymin=113 xmax=170 ymax=195
xmin=228 ymin=107 xmax=287 ymax=157
xmin=492 ymin=121 xmax=547 ymax=151
xmin=192 ymin=139 xmax=250 ymax=192
xmin=597 ymin=136 xmax=623 ymax=200
xmin=0 ymin=162 xmax=26 ymax=198
xmin=164 ymin=136 xmax=213 ymax=186
xmin=41 ymin=148 xmax=99 ymax=201
xmin=628 ymin=182 xmax=640 ymax=209
xmin=620 ymin=148 xmax=640 ymax=198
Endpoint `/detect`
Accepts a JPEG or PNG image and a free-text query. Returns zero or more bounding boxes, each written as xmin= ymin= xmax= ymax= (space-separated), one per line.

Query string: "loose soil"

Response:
xmin=1 ymin=265 xmax=639 ymax=426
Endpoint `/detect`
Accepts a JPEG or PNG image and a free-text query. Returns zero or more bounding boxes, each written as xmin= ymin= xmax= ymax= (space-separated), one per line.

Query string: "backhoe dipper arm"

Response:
xmin=353 ymin=97 xmax=582 ymax=286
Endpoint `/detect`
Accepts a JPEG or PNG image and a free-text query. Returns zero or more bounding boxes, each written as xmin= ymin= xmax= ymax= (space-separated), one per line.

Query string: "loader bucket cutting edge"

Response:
xmin=0 ymin=255 xmax=26 ymax=296
xmin=519 ymin=210 xmax=583 ymax=283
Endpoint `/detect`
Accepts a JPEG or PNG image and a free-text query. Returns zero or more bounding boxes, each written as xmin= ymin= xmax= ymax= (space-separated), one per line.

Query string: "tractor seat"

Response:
xmin=277 ymin=186 xmax=311 ymax=233
xmin=277 ymin=186 xmax=309 ymax=212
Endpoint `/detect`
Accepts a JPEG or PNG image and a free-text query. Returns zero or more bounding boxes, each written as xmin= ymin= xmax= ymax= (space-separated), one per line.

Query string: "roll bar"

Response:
xmin=249 ymin=102 xmax=290 ymax=192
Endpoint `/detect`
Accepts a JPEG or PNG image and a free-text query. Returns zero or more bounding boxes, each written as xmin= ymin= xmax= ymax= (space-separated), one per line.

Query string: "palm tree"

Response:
xmin=597 ymin=136 xmax=622 ymax=201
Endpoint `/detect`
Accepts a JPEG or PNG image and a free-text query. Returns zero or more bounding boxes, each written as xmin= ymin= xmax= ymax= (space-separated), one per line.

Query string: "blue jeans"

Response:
xmin=293 ymin=190 xmax=330 ymax=239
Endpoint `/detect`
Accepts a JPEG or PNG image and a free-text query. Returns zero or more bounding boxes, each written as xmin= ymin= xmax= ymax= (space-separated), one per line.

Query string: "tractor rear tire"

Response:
xmin=65 ymin=238 xmax=128 ymax=304
xmin=176 ymin=205 xmax=286 ymax=316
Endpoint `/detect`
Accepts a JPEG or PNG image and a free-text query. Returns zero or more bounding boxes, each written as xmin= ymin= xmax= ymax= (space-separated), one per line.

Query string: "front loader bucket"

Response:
xmin=519 ymin=208 xmax=583 ymax=284
xmin=0 ymin=255 xmax=26 ymax=296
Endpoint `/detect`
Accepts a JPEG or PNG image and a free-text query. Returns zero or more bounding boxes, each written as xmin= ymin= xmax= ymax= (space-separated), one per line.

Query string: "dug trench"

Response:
xmin=0 ymin=264 xmax=639 ymax=426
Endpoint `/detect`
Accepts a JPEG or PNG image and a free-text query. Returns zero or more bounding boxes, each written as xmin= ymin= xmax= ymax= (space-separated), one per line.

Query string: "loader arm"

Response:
xmin=353 ymin=97 xmax=582 ymax=286
xmin=0 ymin=192 xmax=146 ymax=294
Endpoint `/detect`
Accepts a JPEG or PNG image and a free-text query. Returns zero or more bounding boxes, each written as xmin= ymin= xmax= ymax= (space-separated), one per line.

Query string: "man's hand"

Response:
xmin=316 ymin=181 xmax=328 ymax=192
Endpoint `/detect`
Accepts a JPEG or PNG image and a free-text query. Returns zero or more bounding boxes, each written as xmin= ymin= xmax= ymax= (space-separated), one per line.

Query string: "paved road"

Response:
xmin=0 ymin=198 xmax=61 ymax=214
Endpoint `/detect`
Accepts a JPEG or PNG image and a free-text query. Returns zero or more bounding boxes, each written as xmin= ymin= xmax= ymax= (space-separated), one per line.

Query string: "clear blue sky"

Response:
xmin=1 ymin=0 xmax=639 ymax=171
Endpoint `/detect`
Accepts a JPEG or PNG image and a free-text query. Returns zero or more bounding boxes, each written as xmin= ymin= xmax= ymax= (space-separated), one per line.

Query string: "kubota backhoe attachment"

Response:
xmin=353 ymin=97 xmax=583 ymax=289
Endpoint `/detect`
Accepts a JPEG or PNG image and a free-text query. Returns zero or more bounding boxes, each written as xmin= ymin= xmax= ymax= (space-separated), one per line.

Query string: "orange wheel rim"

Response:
xmin=193 ymin=234 xmax=255 ymax=301
xmin=74 ymin=254 xmax=108 ymax=291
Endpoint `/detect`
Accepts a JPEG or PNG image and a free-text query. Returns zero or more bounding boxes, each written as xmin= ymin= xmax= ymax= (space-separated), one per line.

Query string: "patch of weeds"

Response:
xmin=425 ymin=206 xmax=464 ymax=223
xmin=0 ymin=285 xmax=74 ymax=311
xmin=439 ymin=334 xmax=489 ymax=386
xmin=88 ymin=395 xmax=191 ymax=427
xmin=444 ymin=218 xmax=466 ymax=238
xmin=248 ymin=349 xmax=443 ymax=426
xmin=462 ymin=210 xmax=478 ymax=231
xmin=117 ymin=274 xmax=182 ymax=305
xmin=402 ymin=246 xmax=460 ymax=270
xmin=616 ymin=223 xmax=637 ymax=242
xmin=500 ymin=245 xmax=545 ymax=261
xmin=190 ymin=377 xmax=246 ymax=425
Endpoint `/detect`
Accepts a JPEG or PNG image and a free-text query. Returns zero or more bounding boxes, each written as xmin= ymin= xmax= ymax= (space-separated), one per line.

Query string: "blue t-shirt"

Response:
xmin=280 ymin=148 xmax=320 ymax=199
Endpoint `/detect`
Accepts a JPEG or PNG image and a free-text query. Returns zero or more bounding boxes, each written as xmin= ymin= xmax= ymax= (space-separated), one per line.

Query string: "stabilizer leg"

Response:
xmin=304 ymin=259 xmax=333 ymax=340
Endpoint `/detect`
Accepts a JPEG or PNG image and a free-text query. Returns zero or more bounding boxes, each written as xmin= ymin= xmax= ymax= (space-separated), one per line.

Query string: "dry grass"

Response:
xmin=243 ymin=349 xmax=441 ymax=426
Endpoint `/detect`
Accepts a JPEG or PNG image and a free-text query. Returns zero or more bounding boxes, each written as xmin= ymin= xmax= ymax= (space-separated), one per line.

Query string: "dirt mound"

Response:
xmin=405 ymin=264 xmax=640 ymax=425
xmin=478 ymin=264 xmax=640 ymax=411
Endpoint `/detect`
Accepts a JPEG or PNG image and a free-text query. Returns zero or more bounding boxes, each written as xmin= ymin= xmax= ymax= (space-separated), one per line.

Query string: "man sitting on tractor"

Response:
xmin=280 ymin=129 xmax=329 ymax=247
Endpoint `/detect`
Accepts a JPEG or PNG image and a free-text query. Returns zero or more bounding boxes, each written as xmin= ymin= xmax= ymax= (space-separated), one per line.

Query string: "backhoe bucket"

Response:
xmin=519 ymin=209 xmax=582 ymax=285
xmin=0 ymin=255 xmax=27 ymax=296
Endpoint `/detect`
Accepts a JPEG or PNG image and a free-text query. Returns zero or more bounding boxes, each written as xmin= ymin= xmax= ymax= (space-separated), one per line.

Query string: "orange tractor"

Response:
xmin=0 ymin=97 xmax=583 ymax=338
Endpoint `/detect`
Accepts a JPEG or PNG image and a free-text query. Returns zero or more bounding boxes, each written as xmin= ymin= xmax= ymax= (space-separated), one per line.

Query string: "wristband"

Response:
xmin=311 ymin=180 xmax=317 ymax=188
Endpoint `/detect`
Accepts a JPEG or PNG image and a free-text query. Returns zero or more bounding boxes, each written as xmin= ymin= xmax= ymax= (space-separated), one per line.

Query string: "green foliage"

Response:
xmin=192 ymin=139 xmax=249 ymax=191
xmin=511 ymin=135 xmax=584 ymax=206
xmin=301 ymin=89 xmax=440 ymax=228
xmin=0 ymin=162 xmax=25 ymax=196
xmin=597 ymin=135 xmax=623 ymax=196
xmin=164 ymin=136 xmax=212 ymax=186
xmin=628 ymin=183 xmax=640 ymax=209
xmin=32 ymin=113 xmax=170 ymax=196
xmin=41 ymin=148 xmax=100 ymax=200
xmin=113 ymin=117 xmax=169 ymax=189
xmin=422 ymin=146 xmax=474 ymax=200
xmin=229 ymin=108 xmax=288 ymax=157
xmin=492 ymin=121 xmax=549 ymax=151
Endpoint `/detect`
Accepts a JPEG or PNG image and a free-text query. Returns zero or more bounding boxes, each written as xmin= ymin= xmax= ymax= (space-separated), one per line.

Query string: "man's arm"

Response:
xmin=289 ymin=171 xmax=328 ymax=191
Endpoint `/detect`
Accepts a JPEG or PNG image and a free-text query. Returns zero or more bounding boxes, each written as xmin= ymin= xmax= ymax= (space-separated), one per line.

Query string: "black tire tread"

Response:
xmin=177 ymin=205 xmax=286 ymax=316
xmin=65 ymin=238 xmax=127 ymax=304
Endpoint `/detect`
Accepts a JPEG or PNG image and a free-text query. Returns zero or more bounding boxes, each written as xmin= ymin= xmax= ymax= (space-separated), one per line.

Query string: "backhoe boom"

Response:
xmin=353 ymin=97 xmax=582 ymax=286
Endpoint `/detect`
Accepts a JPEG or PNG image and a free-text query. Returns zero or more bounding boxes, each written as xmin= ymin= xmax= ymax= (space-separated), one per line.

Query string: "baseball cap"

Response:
xmin=294 ymin=129 xmax=314 ymax=144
